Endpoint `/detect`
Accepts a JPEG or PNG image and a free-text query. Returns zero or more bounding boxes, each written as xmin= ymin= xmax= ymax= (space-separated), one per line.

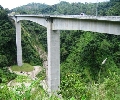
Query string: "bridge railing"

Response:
xmin=50 ymin=15 xmax=120 ymax=21
xmin=8 ymin=14 xmax=120 ymax=22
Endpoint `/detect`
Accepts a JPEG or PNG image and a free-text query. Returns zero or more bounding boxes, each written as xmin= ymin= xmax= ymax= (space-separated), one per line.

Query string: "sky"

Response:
xmin=0 ymin=0 xmax=109 ymax=9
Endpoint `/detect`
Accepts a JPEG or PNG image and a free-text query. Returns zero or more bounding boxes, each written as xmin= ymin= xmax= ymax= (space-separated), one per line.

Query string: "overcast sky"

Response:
xmin=0 ymin=0 xmax=109 ymax=9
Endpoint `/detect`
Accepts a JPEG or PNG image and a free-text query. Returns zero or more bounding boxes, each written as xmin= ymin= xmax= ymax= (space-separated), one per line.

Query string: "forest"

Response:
xmin=0 ymin=0 xmax=120 ymax=99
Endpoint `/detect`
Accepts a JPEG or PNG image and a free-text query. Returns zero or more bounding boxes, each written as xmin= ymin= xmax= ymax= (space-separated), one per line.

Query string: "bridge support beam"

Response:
xmin=16 ymin=21 xmax=22 ymax=66
xmin=47 ymin=19 xmax=60 ymax=93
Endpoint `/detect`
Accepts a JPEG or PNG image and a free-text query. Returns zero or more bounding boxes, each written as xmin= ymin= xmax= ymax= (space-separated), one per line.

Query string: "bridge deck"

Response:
xmin=13 ymin=15 xmax=120 ymax=22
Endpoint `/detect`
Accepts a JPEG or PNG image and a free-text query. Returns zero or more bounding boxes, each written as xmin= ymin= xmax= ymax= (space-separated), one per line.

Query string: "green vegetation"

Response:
xmin=12 ymin=1 xmax=120 ymax=16
xmin=0 ymin=76 xmax=60 ymax=100
xmin=0 ymin=5 xmax=43 ymax=68
xmin=0 ymin=5 xmax=16 ymax=67
xmin=60 ymin=69 xmax=120 ymax=100
xmin=21 ymin=22 xmax=43 ymax=66
xmin=59 ymin=73 xmax=91 ymax=99
xmin=0 ymin=0 xmax=120 ymax=99
xmin=11 ymin=63 xmax=34 ymax=72
xmin=36 ymin=68 xmax=46 ymax=80
xmin=14 ymin=75 xmax=32 ymax=83
xmin=0 ymin=70 xmax=119 ymax=100
xmin=0 ymin=67 xmax=17 ymax=84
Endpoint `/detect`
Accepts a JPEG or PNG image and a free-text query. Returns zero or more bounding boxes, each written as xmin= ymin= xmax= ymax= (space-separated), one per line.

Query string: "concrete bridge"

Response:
xmin=11 ymin=15 xmax=120 ymax=93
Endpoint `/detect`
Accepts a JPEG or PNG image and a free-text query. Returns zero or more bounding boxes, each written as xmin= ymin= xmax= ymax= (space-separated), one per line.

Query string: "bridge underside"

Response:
xmin=52 ymin=18 xmax=120 ymax=35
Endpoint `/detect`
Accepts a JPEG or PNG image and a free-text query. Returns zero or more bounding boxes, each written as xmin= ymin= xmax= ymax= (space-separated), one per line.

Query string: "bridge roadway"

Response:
xmin=15 ymin=14 xmax=120 ymax=21
xmin=11 ymin=15 xmax=120 ymax=93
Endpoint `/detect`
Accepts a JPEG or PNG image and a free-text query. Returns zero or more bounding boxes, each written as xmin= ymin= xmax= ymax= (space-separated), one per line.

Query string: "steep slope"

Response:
xmin=20 ymin=22 xmax=43 ymax=65
xmin=0 ymin=5 xmax=43 ymax=67
xmin=0 ymin=5 xmax=16 ymax=67
xmin=61 ymin=32 xmax=120 ymax=82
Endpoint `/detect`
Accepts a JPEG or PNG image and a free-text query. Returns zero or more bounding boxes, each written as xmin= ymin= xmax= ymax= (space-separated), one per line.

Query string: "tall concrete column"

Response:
xmin=16 ymin=21 xmax=22 ymax=66
xmin=47 ymin=18 xmax=60 ymax=93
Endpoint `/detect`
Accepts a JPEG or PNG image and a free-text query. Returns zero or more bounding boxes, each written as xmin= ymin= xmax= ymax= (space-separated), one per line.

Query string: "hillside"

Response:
xmin=11 ymin=3 xmax=50 ymax=14
xmin=0 ymin=1 xmax=120 ymax=99
xmin=0 ymin=5 xmax=16 ymax=67
xmin=11 ymin=1 xmax=120 ymax=15
xmin=0 ymin=6 xmax=43 ymax=67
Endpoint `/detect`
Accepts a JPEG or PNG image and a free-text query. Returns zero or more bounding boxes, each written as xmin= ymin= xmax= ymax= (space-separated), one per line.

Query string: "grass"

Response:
xmin=36 ymin=68 xmax=46 ymax=80
xmin=14 ymin=75 xmax=32 ymax=83
xmin=11 ymin=63 xmax=34 ymax=72
xmin=9 ymin=75 xmax=32 ymax=87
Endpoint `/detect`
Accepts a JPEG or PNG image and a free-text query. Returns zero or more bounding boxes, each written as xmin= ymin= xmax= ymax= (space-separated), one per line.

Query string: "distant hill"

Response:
xmin=11 ymin=3 xmax=50 ymax=14
xmin=11 ymin=1 xmax=97 ymax=15
xmin=11 ymin=1 xmax=120 ymax=16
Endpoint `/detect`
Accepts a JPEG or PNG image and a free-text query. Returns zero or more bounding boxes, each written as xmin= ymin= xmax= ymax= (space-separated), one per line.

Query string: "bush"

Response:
xmin=0 ymin=55 xmax=8 ymax=67
xmin=0 ymin=67 xmax=17 ymax=84
xmin=103 ymin=70 xmax=120 ymax=100
xmin=0 ymin=85 xmax=12 ymax=100
xmin=36 ymin=68 xmax=46 ymax=80
xmin=89 ymin=69 xmax=120 ymax=100
xmin=59 ymin=73 xmax=91 ymax=100
xmin=0 ymin=78 xmax=59 ymax=100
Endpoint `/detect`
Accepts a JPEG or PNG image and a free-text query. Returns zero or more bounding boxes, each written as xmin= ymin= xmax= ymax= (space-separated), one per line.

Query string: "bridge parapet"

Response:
xmin=9 ymin=15 xmax=120 ymax=22
xmin=50 ymin=15 xmax=120 ymax=22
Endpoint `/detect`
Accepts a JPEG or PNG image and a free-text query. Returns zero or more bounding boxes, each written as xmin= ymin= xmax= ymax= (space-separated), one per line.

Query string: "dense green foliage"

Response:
xmin=0 ymin=6 xmax=43 ymax=67
xmin=11 ymin=1 xmax=120 ymax=16
xmin=0 ymin=6 xmax=17 ymax=90
xmin=0 ymin=77 xmax=61 ymax=100
xmin=59 ymin=73 xmax=91 ymax=99
xmin=0 ymin=1 xmax=120 ymax=99
xmin=0 ymin=4 xmax=43 ymax=93
xmin=0 ymin=5 xmax=16 ymax=67
xmin=0 ymin=70 xmax=119 ymax=100
xmin=0 ymin=67 xmax=17 ymax=84
xmin=61 ymin=32 xmax=120 ymax=81
xmin=21 ymin=22 xmax=43 ymax=65
xmin=59 ymin=70 xmax=120 ymax=100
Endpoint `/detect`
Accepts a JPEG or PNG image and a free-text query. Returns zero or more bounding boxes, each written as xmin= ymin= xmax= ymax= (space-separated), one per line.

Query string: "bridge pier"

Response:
xmin=16 ymin=21 xmax=22 ymax=66
xmin=47 ymin=19 xmax=60 ymax=93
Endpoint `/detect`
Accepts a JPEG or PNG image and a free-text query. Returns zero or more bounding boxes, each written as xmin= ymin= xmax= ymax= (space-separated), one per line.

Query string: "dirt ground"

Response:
xmin=9 ymin=66 xmax=42 ymax=79
xmin=8 ymin=66 xmax=48 ymax=90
